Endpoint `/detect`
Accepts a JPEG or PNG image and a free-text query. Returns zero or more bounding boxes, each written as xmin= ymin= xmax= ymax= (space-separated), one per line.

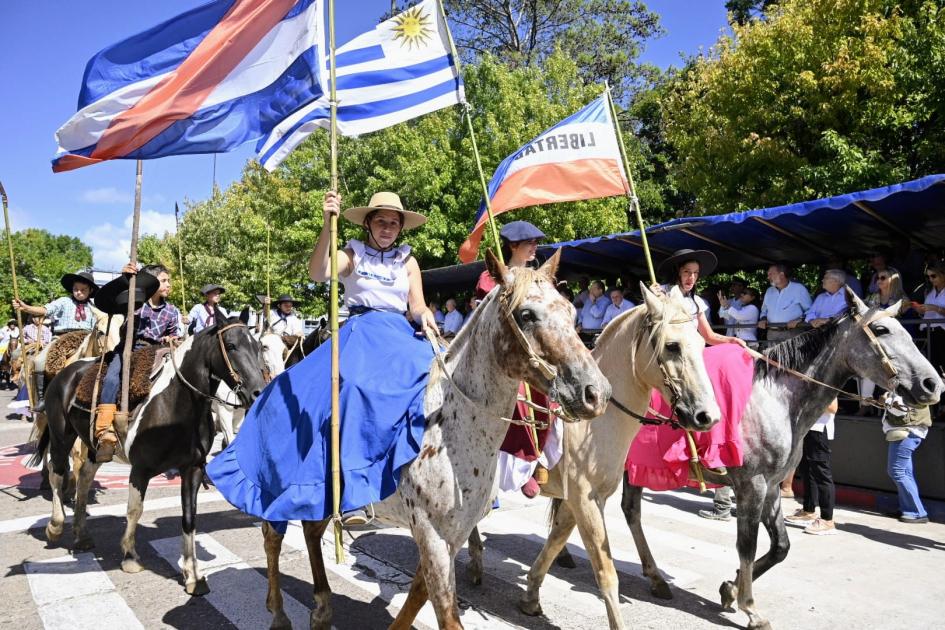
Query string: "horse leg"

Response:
xmin=262 ymin=522 xmax=291 ymax=630
xmin=620 ymin=479 xmax=671 ymax=599
xmin=69 ymin=438 xmax=86 ymax=501
xmin=403 ymin=531 xmax=461 ymax=630
xmin=751 ymin=486 xmax=791 ymax=582
xmin=720 ymin=479 xmax=772 ymax=630
xmin=120 ymin=466 xmax=151 ymax=573
xmin=389 ymin=562 xmax=428 ymax=630
xmin=71 ymin=456 xmax=102 ymax=551
xmin=180 ymin=465 xmax=209 ymax=596
xmin=466 ymin=525 xmax=484 ymax=586
xmin=571 ymin=496 xmax=626 ymax=630
xmin=301 ymin=520 xmax=332 ymax=630
xmin=44 ymin=430 xmax=73 ymax=544
xmin=519 ymin=498 xmax=577 ymax=617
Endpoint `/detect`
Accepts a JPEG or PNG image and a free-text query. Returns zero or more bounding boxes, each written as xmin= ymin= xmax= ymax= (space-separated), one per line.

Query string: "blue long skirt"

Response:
xmin=207 ymin=311 xmax=434 ymax=532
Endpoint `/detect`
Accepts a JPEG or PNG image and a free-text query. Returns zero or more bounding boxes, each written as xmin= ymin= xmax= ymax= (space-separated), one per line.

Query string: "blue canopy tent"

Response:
xmin=422 ymin=174 xmax=945 ymax=293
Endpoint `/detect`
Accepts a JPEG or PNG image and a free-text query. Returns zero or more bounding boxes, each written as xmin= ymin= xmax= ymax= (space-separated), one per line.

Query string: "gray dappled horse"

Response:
xmin=620 ymin=288 xmax=942 ymax=630
xmin=33 ymin=310 xmax=267 ymax=595
xmin=261 ymin=251 xmax=612 ymax=630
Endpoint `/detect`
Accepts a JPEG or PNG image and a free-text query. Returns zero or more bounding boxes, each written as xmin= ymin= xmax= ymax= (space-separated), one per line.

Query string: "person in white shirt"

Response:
xmin=601 ymin=287 xmax=634 ymax=327
xmin=188 ymin=284 xmax=229 ymax=335
xmin=442 ymin=298 xmax=463 ymax=336
xmin=269 ymin=295 xmax=305 ymax=337
xmin=429 ymin=300 xmax=445 ymax=326
xmin=718 ymin=287 xmax=760 ymax=345
xmin=916 ymin=260 xmax=945 ymax=376
xmin=718 ymin=277 xmax=747 ymax=336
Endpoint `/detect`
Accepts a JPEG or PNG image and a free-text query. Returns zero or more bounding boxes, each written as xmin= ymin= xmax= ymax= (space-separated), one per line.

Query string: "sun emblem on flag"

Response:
xmin=391 ymin=5 xmax=433 ymax=49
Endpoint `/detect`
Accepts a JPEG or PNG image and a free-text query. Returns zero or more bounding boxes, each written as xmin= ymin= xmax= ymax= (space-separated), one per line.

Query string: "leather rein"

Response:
xmin=169 ymin=322 xmax=253 ymax=408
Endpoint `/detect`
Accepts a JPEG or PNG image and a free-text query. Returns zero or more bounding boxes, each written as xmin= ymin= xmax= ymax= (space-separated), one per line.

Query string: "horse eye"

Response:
xmin=872 ymin=325 xmax=889 ymax=336
xmin=519 ymin=309 xmax=536 ymax=323
xmin=665 ymin=341 xmax=681 ymax=353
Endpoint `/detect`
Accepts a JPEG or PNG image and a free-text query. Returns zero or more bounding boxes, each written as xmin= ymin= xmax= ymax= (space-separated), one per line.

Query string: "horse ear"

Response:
xmin=845 ymin=285 xmax=868 ymax=316
xmin=538 ymin=248 xmax=562 ymax=282
xmin=883 ymin=299 xmax=903 ymax=320
xmin=486 ymin=249 xmax=511 ymax=285
xmin=640 ymin=281 xmax=664 ymax=319
xmin=213 ymin=306 xmax=227 ymax=325
xmin=239 ymin=306 xmax=250 ymax=325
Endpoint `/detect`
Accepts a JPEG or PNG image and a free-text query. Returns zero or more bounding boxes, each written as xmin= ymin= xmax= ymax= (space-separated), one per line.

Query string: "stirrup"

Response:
xmin=94 ymin=434 xmax=118 ymax=463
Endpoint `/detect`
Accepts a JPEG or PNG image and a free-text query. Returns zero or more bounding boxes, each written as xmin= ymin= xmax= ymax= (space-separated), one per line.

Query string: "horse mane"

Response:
xmin=755 ymin=310 xmax=849 ymax=379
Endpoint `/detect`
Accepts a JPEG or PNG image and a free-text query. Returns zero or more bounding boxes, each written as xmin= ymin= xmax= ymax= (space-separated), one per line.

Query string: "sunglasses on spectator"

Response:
xmin=877 ymin=275 xmax=889 ymax=280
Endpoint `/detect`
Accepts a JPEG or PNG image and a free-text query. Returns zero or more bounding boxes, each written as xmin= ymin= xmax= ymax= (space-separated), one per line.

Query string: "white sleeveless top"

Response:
xmin=342 ymin=239 xmax=411 ymax=313
xmin=660 ymin=284 xmax=708 ymax=330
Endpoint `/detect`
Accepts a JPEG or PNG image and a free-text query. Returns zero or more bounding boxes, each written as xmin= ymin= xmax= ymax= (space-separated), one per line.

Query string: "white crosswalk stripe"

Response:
xmin=24 ymin=553 xmax=144 ymax=630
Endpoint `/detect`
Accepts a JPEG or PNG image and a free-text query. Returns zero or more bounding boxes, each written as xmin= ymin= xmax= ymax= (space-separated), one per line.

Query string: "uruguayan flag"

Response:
xmin=258 ymin=0 xmax=465 ymax=170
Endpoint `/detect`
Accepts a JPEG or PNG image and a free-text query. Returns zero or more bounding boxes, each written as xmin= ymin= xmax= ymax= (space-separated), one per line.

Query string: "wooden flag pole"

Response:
xmin=1 ymin=180 xmax=34 ymax=407
xmin=120 ymin=161 xmax=144 ymax=431
xmin=174 ymin=202 xmax=187 ymax=313
xmin=604 ymin=85 xmax=706 ymax=492
xmin=328 ymin=0 xmax=344 ymax=564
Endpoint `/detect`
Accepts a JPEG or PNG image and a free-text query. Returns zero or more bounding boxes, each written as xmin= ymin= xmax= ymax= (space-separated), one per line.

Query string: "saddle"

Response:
xmin=75 ymin=344 xmax=166 ymax=408
xmin=44 ymin=331 xmax=90 ymax=380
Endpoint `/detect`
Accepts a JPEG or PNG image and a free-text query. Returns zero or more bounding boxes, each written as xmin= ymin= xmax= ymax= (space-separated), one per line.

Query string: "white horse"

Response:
xmin=261 ymin=250 xmax=612 ymax=629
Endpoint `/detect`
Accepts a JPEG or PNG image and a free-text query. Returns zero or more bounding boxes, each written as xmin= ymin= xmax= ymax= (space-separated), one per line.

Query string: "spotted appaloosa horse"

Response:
xmin=33 ymin=310 xmax=267 ymax=595
xmin=620 ymin=289 xmax=942 ymax=630
xmin=261 ymin=250 xmax=612 ymax=629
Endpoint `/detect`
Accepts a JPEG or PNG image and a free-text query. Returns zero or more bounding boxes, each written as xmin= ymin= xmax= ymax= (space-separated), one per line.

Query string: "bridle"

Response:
xmin=170 ymin=322 xmax=258 ymax=408
xmin=608 ymin=313 xmax=693 ymax=429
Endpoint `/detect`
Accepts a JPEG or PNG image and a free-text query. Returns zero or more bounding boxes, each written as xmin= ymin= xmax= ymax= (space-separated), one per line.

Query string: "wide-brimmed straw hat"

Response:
xmin=342 ymin=192 xmax=427 ymax=231
xmin=60 ymin=271 xmax=99 ymax=295
xmin=93 ymin=272 xmax=160 ymax=316
xmin=658 ymin=249 xmax=718 ymax=281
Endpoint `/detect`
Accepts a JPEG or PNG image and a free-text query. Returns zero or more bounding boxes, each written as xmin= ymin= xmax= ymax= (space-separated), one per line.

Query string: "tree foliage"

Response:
xmin=440 ymin=0 xmax=663 ymax=99
xmin=662 ymin=0 xmax=945 ymax=214
xmin=0 ymin=228 xmax=93 ymax=319
xmin=725 ymin=0 xmax=780 ymax=25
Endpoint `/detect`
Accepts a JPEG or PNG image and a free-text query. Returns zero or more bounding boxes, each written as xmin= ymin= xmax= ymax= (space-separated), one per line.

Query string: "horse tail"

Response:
xmin=27 ymin=424 xmax=49 ymax=469
xmin=548 ymin=497 xmax=563 ymax=530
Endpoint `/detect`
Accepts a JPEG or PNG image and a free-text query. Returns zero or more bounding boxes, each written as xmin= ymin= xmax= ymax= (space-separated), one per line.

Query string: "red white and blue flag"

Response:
xmin=458 ymin=95 xmax=629 ymax=263
xmin=52 ymin=0 xmax=325 ymax=173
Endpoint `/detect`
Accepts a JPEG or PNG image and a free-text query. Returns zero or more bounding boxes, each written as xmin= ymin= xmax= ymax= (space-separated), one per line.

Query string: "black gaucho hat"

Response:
xmin=60 ymin=271 xmax=99 ymax=295
xmin=657 ymin=249 xmax=718 ymax=282
xmin=93 ymin=272 xmax=160 ymax=316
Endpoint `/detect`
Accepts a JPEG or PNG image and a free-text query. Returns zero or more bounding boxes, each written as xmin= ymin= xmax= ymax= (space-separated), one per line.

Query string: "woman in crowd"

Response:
xmin=857 ymin=267 xmax=909 ymax=414
xmin=881 ymin=393 xmax=932 ymax=524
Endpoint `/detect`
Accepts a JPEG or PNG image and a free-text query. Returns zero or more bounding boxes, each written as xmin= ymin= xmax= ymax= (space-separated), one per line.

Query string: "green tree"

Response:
xmin=441 ymin=0 xmax=663 ymax=100
xmin=0 ymin=228 xmax=93 ymax=319
xmin=725 ymin=0 xmax=780 ymax=25
xmin=663 ymin=0 xmax=945 ymax=214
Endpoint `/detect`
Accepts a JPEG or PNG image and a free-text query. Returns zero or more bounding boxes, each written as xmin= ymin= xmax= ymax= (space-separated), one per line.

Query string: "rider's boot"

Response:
xmin=94 ymin=404 xmax=119 ymax=463
xmin=32 ymin=373 xmax=45 ymax=413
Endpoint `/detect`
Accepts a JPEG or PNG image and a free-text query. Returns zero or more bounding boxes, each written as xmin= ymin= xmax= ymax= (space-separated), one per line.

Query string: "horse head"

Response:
xmin=199 ymin=308 xmax=268 ymax=408
xmin=483 ymin=249 xmax=611 ymax=421
xmin=626 ymin=283 xmax=721 ymax=431
xmin=256 ymin=330 xmax=287 ymax=379
xmin=841 ymin=287 xmax=942 ymax=407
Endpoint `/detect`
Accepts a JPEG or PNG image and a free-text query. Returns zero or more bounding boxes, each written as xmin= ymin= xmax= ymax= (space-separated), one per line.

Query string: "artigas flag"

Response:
xmin=53 ymin=0 xmax=325 ymax=172
xmin=258 ymin=0 xmax=465 ymax=170
xmin=458 ymin=95 xmax=629 ymax=263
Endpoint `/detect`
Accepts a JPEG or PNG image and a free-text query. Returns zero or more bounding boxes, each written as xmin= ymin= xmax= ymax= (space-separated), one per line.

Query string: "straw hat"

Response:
xmin=342 ymin=192 xmax=427 ymax=231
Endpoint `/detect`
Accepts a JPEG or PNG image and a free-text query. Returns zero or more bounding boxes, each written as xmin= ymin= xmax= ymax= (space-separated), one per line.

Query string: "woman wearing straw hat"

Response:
xmin=208 ymin=190 xmax=439 ymax=528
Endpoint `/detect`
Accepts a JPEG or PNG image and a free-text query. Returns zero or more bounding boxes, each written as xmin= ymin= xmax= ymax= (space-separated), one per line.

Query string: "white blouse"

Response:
xmin=342 ymin=239 xmax=411 ymax=313
xmin=921 ymin=286 xmax=945 ymax=331
xmin=661 ymin=284 xmax=708 ymax=330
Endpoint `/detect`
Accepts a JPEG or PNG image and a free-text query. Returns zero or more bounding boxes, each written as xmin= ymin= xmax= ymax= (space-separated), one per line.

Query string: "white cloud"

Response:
xmin=84 ymin=209 xmax=177 ymax=271
xmin=80 ymin=187 xmax=133 ymax=204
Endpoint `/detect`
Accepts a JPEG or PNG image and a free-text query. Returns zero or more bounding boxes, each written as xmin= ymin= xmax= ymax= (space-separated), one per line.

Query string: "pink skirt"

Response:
xmin=626 ymin=344 xmax=754 ymax=491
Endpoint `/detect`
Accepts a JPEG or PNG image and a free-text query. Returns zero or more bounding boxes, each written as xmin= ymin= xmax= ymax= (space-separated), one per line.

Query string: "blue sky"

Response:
xmin=0 ymin=1 xmax=729 ymax=270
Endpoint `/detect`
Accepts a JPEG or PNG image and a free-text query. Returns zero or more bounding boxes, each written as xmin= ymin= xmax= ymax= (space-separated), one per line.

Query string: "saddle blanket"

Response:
xmin=75 ymin=345 xmax=163 ymax=408
xmin=626 ymin=344 xmax=754 ymax=491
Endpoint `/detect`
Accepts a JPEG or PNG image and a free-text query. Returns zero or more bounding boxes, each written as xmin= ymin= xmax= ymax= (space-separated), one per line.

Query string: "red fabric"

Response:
xmin=475 ymin=270 xmax=555 ymax=461
xmin=626 ymin=344 xmax=754 ymax=491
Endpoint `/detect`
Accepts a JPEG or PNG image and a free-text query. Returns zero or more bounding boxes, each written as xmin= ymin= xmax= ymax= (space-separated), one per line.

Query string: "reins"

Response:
xmin=170 ymin=322 xmax=250 ymax=408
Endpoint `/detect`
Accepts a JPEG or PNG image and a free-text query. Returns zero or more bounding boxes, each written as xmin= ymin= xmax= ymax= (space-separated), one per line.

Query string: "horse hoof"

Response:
xmin=269 ymin=610 xmax=291 ymax=630
xmin=186 ymin=577 xmax=210 ymax=596
xmin=555 ymin=551 xmax=577 ymax=569
xmin=122 ymin=558 xmax=144 ymax=574
xmin=748 ymin=621 xmax=772 ymax=630
xmin=467 ymin=565 xmax=483 ymax=586
xmin=310 ymin=608 xmax=332 ymax=630
xmin=651 ymin=580 xmax=673 ymax=600
xmin=517 ymin=598 xmax=543 ymax=617
xmin=719 ymin=581 xmax=737 ymax=611
xmin=73 ymin=536 xmax=95 ymax=551
xmin=45 ymin=523 xmax=63 ymax=543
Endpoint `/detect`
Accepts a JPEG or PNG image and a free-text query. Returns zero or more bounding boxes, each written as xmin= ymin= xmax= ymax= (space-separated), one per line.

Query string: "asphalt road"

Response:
xmin=1 ymin=387 xmax=943 ymax=630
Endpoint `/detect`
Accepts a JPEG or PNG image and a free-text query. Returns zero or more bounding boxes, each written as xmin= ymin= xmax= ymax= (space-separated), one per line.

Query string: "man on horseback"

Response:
xmin=93 ymin=264 xmax=179 ymax=462
xmin=265 ymin=295 xmax=304 ymax=337
xmin=12 ymin=270 xmax=100 ymax=407
xmin=187 ymin=284 xmax=228 ymax=335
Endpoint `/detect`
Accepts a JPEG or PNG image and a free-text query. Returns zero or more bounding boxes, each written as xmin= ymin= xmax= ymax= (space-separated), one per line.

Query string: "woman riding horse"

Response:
xmin=208 ymin=190 xmax=439 ymax=528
